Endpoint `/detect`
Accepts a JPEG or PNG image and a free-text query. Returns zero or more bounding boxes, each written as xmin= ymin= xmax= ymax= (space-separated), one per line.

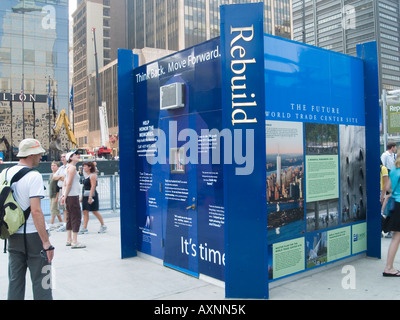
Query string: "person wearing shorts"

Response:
xmin=383 ymin=150 xmax=400 ymax=277
xmin=53 ymin=153 xmax=68 ymax=231
xmin=60 ymin=151 xmax=86 ymax=249
xmin=79 ymin=161 xmax=107 ymax=234
xmin=49 ymin=161 xmax=62 ymax=229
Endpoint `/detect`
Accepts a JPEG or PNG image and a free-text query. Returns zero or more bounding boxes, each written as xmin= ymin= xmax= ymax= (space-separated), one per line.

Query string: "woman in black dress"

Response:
xmin=80 ymin=162 xmax=107 ymax=234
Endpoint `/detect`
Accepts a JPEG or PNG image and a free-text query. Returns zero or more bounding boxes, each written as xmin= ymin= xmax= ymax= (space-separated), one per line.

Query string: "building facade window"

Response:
xmin=127 ymin=0 xmax=292 ymax=51
xmin=0 ymin=1 xmax=69 ymax=153
xmin=292 ymin=0 xmax=400 ymax=91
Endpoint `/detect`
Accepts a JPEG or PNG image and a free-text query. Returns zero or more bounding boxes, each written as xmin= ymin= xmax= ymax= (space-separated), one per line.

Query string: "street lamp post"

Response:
xmin=382 ymin=89 xmax=388 ymax=149
xmin=9 ymin=91 xmax=13 ymax=161
xmin=48 ymin=77 xmax=51 ymax=160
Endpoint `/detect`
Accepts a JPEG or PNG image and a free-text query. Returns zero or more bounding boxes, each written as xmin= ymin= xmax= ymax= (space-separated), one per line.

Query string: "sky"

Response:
xmin=69 ymin=0 xmax=77 ymax=17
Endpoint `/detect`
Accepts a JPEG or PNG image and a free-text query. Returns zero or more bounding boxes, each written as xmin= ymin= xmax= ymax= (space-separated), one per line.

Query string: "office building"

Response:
xmin=72 ymin=0 xmax=126 ymax=148
xmin=127 ymin=0 xmax=293 ymax=51
xmin=0 ymin=0 xmax=69 ymax=159
xmin=292 ymin=0 xmax=400 ymax=91
xmin=74 ymin=0 xmax=293 ymax=152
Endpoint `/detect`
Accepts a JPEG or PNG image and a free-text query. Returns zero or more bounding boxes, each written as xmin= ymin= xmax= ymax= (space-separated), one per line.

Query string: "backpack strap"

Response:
xmin=9 ymin=167 xmax=33 ymax=220
xmin=4 ymin=167 xmax=34 ymax=257
xmin=10 ymin=167 xmax=33 ymax=185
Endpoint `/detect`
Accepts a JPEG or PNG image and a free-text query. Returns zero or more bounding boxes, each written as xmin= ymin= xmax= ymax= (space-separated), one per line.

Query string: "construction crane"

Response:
xmin=50 ymin=108 xmax=77 ymax=151
xmin=92 ymin=27 xmax=112 ymax=159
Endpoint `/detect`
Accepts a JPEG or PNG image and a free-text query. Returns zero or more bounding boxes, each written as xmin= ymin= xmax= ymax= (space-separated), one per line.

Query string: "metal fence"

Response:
xmin=41 ymin=174 xmax=120 ymax=217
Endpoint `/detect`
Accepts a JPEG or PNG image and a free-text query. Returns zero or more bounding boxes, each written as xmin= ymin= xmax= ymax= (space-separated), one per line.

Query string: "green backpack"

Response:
xmin=0 ymin=167 xmax=32 ymax=240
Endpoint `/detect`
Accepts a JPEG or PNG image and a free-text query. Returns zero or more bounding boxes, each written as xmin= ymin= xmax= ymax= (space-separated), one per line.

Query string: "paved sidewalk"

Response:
xmin=0 ymin=212 xmax=398 ymax=300
xmin=0 ymin=212 xmax=225 ymax=300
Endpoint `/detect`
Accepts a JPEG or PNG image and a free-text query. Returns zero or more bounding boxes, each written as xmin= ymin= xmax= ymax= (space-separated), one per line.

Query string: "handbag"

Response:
xmin=388 ymin=176 xmax=400 ymax=214
xmin=382 ymin=175 xmax=400 ymax=233
xmin=382 ymin=196 xmax=396 ymax=233
xmin=388 ymin=196 xmax=396 ymax=212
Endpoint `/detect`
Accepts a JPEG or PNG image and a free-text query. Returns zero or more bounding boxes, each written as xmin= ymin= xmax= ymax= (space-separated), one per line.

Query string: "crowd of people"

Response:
xmin=49 ymin=151 xmax=107 ymax=242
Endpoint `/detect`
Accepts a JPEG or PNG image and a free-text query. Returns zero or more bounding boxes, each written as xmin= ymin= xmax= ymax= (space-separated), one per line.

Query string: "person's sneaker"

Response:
xmin=79 ymin=227 xmax=88 ymax=234
xmin=98 ymin=225 xmax=107 ymax=233
xmin=56 ymin=225 xmax=66 ymax=232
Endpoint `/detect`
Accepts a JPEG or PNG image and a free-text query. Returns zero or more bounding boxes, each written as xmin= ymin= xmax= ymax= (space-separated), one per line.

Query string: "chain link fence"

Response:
xmin=41 ymin=174 xmax=120 ymax=217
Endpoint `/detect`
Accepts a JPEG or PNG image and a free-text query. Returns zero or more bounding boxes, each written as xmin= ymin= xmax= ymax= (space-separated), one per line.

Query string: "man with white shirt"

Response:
xmin=7 ymin=138 xmax=54 ymax=300
xmin=381 ymin=142 xmax=397 ymax=172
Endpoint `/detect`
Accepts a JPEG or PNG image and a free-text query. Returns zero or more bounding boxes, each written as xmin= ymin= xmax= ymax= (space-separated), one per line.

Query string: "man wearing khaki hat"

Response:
xmin=6 ymin=138 xmax=54 ymax=300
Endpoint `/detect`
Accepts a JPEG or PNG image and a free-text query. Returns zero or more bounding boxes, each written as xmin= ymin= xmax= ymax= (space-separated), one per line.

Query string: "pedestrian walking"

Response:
xmin=7 ymin=138 xmax=54 ymax=300
xmin=381 ymin=142 xmax=397 ymax=172
xmin=383 ymin=150 xmax=400 ymax=277
xmin=79 ymin=161 xmax=107 ymax=234
xmin=60 ymin=151 xmax=86 ymax=249
xmin=49 ymin=161 xmax=63 ymax=229
xmin=53 ymin=152 xmax=68 ymax=232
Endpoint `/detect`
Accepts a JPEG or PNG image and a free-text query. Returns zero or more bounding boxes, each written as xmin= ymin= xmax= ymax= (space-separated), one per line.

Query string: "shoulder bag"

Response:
xmin=383 ymin=175 xmax=400 ymax=233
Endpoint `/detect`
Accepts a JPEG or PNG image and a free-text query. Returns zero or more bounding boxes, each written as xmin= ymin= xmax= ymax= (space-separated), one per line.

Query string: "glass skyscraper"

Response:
xmin=0 ymin=0 xmax=69 ymax=156
xmin=127 ymin=0 xmax=292 ymax=51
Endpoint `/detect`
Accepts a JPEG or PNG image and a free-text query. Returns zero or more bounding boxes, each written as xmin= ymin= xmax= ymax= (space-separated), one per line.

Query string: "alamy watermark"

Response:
xmin=342 ymin=5 xmax=356 ymax=30
xmin=42 ymin=5 xmax=56 ymax=30
xmin=341 ymin=265 xmax=356 ymax=290
xmin=144 ymin=121 xmax=255 ymax=176
xmin=41 ymin=265 xmax=56 ymax=291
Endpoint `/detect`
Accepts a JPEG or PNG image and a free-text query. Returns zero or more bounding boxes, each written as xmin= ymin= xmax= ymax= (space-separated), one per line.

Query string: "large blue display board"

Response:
xmin=263 ymin=35 xmax=379 ymax=282
xmin=130 ymin=39 xmax=225 ymax=280
xmin=118 ymin=3 xmax=380 ymax=299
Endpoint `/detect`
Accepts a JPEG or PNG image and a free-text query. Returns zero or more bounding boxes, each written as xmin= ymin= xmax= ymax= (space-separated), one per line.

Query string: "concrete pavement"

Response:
xmin=0 ymin=211 xmax=398 ymax=300
xmin=0 ymin=212 xmax=225 ymax=300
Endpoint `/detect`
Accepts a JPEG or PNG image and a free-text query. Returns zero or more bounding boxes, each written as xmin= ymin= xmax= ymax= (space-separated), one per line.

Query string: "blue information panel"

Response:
xmin=264 ymin=35 xmax=375 ymax=280
xmin=132 ymin=39 xmax=225 ymax=280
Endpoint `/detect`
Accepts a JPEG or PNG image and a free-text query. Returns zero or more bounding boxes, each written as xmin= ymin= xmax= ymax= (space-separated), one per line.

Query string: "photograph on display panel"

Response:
xmin=339 ymin=125 xmax=367 ymax=224
xmin=266 ymin=120 xmax=305 ymax=243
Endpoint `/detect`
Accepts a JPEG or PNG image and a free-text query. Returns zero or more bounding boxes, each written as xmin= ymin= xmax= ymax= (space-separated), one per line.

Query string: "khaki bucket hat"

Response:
xmin=17 ymin=138 xmax=46 ymax=157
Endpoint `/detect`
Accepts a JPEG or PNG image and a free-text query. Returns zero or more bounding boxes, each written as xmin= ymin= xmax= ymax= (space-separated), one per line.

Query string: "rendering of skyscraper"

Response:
xmin=292 ymin=0 xmax=400 ymax=91
xmin=276 ymin=154 xmax=281 ymax=186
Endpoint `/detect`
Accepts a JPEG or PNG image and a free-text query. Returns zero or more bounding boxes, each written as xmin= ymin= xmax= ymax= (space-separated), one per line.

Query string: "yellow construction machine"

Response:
xmin=50 ymin=108 xmax=77 ymax=151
